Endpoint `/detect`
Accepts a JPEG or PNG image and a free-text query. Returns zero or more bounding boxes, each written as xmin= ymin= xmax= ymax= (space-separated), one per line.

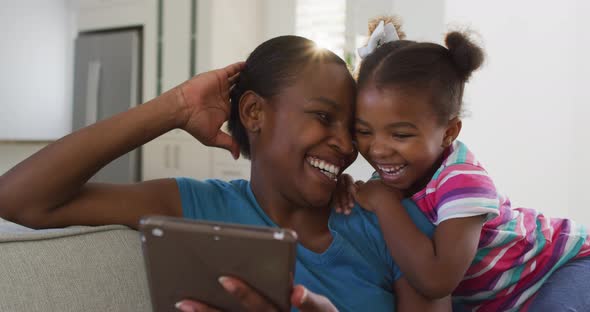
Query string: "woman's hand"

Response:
xmin=333 ymin=174 xmax=360 ymax=214
xmin=177 ymin=62 xmax=245 ymax=159
xmin=175 ymin=277 xmax=338 ymax=312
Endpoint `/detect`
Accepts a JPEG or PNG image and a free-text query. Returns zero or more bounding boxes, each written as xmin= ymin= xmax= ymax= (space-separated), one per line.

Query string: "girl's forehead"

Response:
xmin=357 ymin=86 xmax=437 ymax=119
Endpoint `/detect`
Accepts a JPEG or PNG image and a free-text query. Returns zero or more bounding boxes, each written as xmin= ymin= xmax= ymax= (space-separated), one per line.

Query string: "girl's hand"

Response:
xmin=175 ymin=277 xmax=338 ymax=312
xmin=353 ymin=180 xmax=404 ymax=213
xmin=178 ymin=62 xmax=245 ymax=159
xmin=333 ymin=174 xmax=359 ymax=215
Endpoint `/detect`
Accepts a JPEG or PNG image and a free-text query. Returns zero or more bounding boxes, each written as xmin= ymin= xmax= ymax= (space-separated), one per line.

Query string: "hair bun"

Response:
xmin=368 ymin=15 xmax=406 ymax=40
xmin=445 ymin=31 xmax=484 ymax=81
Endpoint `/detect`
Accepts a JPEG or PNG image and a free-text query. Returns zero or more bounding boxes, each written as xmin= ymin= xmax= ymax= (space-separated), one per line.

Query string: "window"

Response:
xmin=295 ymin=0 xmax=347 ymax=59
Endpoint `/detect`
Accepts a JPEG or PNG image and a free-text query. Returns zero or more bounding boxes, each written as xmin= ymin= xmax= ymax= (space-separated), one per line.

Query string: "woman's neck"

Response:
xmin=249 ymin=163 xmax=333 ymax=253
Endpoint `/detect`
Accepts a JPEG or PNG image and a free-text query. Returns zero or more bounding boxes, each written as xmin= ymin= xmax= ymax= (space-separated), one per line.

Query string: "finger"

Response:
xmin=228 ymin=72 xmax=240 ymax=85
xmin=222 ymin=62 xmax=246 ymax=79
xmin=335 ymin=179 xmax=347 ymax=213
xmin=346 ymin=179 xmax=357 ymax=194
xmin=291 ymin=285 xmax=337 ymax=312
xmin=219 ymin=276 xmax=277 ymax=312
xmin=348 ymin=192 xmax=355 ymax=209
xmin=213 ymin=131 xmax=241 ymax=160
xmin=175 ymin=300 xmax=222 ymax=312
xmin=339 ymin=189 xmax=350 ymax=214
xmin=343 ymin=174 xmax=354 ymax=186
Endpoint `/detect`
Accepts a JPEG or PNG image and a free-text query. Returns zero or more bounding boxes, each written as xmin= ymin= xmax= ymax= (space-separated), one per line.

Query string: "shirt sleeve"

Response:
xmin=432 ymin=164 xmax=500 ymax=225
xmin=175 ymin=177 xmax=231 ymax=221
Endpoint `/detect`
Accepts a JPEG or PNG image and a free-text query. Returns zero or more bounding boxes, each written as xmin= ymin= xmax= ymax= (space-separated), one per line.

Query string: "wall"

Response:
xmin=444 ymin=0 xmax=588 ymax=222
xmin=208 ymin=0 xmax=264 ymax=68
xmin=0 ymin=0 xmax=76 ymax=140
xmin=572 ymin=0 xmax=590 ymax=223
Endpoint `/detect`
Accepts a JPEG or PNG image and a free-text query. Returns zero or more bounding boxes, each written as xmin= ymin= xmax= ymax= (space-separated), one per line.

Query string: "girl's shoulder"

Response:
xmin=432 ymin=141 xmax=488 ymax=182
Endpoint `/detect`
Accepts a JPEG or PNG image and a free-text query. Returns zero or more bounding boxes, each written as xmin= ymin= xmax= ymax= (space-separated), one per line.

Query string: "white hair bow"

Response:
xmin=357 ymin=20 xmax=400 ymax=59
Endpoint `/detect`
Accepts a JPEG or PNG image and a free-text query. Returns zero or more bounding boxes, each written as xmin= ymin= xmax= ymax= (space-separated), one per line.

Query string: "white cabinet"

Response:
xmin=143 ymin=130 xmax=208 ymax=180
xmin=142 ymin=129 xmax=250 ymax=181
xmin=211 ymin=148 xmax=251 ymax=181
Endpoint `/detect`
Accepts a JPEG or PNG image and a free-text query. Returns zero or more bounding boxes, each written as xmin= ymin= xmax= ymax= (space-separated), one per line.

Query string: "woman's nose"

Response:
xmin=330 ymin=125 xmax=355 ymax=156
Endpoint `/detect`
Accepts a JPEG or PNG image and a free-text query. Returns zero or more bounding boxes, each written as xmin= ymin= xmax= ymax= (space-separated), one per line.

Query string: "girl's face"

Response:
xmin=255 ymin=63 xmax=357 ymax=208
xmin=355 ymin=85 xmax=452 ymax=195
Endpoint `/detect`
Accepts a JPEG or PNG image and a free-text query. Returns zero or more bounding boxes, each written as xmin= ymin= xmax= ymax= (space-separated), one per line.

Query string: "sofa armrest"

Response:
xmin=0 ymin=219 xmax=151 ymax=312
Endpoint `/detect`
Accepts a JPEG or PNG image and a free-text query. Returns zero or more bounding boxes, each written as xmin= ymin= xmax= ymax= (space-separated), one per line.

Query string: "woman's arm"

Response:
xmin=354 ymin=180 xmax=484 ymax=299
xmin=0 ymin=62 xmax=244 ymax=229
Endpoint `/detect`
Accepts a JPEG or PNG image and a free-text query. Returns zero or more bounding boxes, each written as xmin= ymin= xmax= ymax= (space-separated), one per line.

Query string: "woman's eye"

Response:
xmin=315 ymin=112 xmax=331 ymax=123
xmin=355 ymin=129 xmax=371 ymax=136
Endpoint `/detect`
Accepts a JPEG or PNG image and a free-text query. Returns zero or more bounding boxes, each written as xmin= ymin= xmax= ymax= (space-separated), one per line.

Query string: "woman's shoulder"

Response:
xmin=175 ymin=177 xmax=249 ymax=194
xmin=332 ymin=200 xmax=435 ymax=243
xmin=175 ymin=178 xmax=252 ymax=220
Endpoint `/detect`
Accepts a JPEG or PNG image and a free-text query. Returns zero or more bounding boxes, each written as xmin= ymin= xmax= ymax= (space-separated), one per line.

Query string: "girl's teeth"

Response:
xmin=379 ymin=165 xmax=406 ymax=174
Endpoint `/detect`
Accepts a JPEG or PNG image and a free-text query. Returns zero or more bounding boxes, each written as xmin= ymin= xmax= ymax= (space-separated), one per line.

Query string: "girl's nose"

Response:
xmin=368 ymin=136 xmax=390 ymax=160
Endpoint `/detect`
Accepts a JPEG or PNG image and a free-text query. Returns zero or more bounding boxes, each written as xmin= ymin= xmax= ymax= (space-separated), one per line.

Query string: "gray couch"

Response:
xmin=0 ymin=218 xmax=151 ymax=311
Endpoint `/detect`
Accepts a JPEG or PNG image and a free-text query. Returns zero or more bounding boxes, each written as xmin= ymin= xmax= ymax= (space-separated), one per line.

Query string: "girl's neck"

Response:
xmin=249 ymin=163 xmax=333 ymax=253
xmin=405 ymin=148 xmax=449 ymax=197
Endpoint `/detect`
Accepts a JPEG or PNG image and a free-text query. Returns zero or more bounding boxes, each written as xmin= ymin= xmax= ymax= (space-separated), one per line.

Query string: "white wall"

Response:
xmin=208 ymin=0 xmax=264 ymax=69
xmin=445 ymin=0 xmax=589 ymax=222
xmin=572 ymin=0 xmax=590 ymax=223
xmin=0 ymin=0 xmax=76 ymax=140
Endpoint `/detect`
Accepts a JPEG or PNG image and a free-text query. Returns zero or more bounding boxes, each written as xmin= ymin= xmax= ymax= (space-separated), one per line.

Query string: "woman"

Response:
xmin=0 ymin=36 xmax=448 ymax=311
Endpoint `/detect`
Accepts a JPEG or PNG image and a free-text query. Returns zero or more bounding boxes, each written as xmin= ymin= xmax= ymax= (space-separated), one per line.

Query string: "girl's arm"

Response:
xmin=0 ymin=62 xmax=244 ymax=229
xmin=395 ymin=277 xmax=452 ymax=312
xmin=354 ymin=180 xmax=484 ymax=299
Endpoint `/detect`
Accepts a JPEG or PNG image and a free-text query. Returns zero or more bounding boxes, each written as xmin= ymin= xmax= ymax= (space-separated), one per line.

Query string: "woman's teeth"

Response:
xmin=378 ymin=164 xmax=407 ymax=175
xmin=306 ymin=157 xmax=340 ymax=181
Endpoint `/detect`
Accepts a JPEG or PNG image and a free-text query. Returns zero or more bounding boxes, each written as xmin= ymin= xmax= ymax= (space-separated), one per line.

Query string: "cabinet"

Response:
xmin=142 ymin=129 xmax=250 ymax=181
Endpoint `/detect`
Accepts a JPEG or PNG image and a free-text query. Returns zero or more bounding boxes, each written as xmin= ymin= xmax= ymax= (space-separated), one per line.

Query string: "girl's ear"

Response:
xmin=239 ymin=90 xmax=265 ymax=133
xmin=442 ymin=117 xmax=462 ymax=147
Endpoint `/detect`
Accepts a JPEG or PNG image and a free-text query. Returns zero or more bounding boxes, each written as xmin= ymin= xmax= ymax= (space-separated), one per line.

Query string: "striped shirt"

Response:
xmin=410 ymin=141 xmax=590 ymax=311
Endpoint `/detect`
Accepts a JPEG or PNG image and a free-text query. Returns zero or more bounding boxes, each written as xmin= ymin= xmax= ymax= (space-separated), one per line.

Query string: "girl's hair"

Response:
xmin=228 ymin=35 xmax=350 ymax=158
xmin=357 ymin=16 xmax=485 ymax=123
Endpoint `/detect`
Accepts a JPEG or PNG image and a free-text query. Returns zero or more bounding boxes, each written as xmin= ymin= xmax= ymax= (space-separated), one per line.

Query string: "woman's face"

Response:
xmin=255 ymin=63 xmax=356 ymax=208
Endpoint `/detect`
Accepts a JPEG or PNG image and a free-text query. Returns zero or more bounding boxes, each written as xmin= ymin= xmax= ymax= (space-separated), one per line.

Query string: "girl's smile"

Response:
xmin=355 ymin=86 xmax=457 ymax=194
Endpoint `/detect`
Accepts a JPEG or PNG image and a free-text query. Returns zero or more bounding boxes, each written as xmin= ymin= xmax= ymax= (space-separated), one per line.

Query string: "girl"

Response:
xmin=0 ymin=35 xmax=449 ymax=311
xmin=336 ymin=17 xmax=590 ymax=311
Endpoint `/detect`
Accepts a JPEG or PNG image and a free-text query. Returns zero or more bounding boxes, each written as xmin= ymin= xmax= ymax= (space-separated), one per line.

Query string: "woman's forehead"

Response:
xmin=288 ymin=64 xmax=354 ymax=98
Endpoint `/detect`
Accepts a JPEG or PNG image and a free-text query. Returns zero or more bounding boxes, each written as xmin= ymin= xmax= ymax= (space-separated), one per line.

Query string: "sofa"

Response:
xmin=0 ymin=218 xmax=151 ymax=311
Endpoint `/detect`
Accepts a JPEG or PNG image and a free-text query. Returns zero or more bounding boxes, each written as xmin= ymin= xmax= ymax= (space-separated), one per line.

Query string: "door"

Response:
xmin=72 ymin=28 xmax=142 ymax=183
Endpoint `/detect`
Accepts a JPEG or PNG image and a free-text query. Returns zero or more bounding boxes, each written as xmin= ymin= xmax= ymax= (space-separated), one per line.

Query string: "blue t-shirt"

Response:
xmin=176 ymin=178 xmax=434 ymax=312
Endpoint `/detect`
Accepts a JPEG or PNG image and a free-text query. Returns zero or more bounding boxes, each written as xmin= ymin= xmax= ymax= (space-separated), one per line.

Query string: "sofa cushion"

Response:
xmin=0 ymin=219 xmax=151 ymax=312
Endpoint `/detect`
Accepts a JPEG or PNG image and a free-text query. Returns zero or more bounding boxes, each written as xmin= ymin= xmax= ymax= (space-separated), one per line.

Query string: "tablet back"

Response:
xmin=139 ymin=216 xmax=297 ymax=312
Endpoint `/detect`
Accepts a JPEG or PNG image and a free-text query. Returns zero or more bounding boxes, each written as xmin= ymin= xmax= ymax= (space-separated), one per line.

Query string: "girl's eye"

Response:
xmin=393 ymin=133 xmax=413 ymax=139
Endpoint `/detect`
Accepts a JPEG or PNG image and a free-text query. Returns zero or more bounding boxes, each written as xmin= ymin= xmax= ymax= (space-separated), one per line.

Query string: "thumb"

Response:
xmin=291 ymin=285 xmax=338 ymax=312
xmin=212 ymin=130 xmax=240 ymax=160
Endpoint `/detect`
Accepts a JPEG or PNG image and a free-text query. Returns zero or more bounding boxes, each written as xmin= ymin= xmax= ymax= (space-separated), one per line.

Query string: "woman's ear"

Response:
xmin=239 ymin=90 xmax=264 ymax=133
xmin=442 ymin=117 xmax=462 ymax=147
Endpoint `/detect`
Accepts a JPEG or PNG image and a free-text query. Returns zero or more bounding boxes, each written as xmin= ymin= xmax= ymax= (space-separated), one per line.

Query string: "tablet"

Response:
xmin=139 ymin=216 xmax=298 ymax=312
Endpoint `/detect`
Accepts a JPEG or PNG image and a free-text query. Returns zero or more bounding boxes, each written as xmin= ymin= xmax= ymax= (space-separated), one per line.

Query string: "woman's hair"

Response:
xmin=357 ymin=16 xmax=485 ymax=123
xmin=228 ymin=35 xmax=350 ymax=158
